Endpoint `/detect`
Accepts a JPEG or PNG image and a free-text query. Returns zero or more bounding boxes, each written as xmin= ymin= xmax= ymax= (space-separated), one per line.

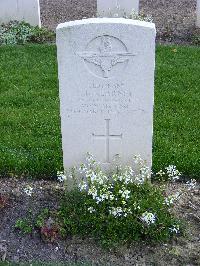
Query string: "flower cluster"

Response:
xmin=133 ymin=154 xmax=145 ymax=165
xmin=140 ymin=211 xmax=156 ymax=225
xmin=186 ymin=179 xmax=197 ymax=190
xmin=109 ymin=207 xmax=132 ymax=218
xmin=164 ymin=192 xmax=180 ymax=206
xmin=78 ymin=154 xmax=154 ymax=220
xmin=60 ymin=154 xmax=183 ymax=246
xmin=169 ymin=225 xmax=180 ymax=234
xmin=88 ymin=206 xmax=96 ymax=214
xmin=23 ymin=186 xmax=33 ymax=196
xmin=156 ymin=165 xmax=181 ymax=182
xmin=118 ymin=188 xmax=131 ymax=199
xmin=57 ymin=171 xmax=67 ymax=182
xmin=165 ymin=165 xmax=181 ymax=181
xmin=156 ymin=170 xmax=165 ymax=177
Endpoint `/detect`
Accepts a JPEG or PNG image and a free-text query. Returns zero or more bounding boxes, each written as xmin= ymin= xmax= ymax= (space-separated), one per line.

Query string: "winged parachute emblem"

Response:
xmin=77 ymin=36 xmax=136 ymax=78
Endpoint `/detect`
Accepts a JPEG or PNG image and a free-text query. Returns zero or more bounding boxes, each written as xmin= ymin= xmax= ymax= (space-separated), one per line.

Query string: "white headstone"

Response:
xmin=0 ymin=0 xmax=41 ymax=27
xmin=56 ymin=18 xmax=156 ymax=172
xmin=197 ymin=0 xmax=200 ymax=27
xmin=97 ymin=0 xmax=139 ymax=17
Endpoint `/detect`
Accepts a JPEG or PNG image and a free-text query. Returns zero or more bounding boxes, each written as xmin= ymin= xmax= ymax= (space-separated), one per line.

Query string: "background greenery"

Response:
xmin=0 ymin=45 xmax=199 ymax=178
xmin=0 ymin=21 xmax=55 ymax=45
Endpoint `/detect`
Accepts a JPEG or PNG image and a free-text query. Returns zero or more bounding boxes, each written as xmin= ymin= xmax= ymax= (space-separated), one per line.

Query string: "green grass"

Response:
xmin=154 ymin=46 xmax=200 ymax=178
xmin=0 ymin=45 xmax=62 ymax=178
xmin=0 ymin=44 xmax=199 ymax=178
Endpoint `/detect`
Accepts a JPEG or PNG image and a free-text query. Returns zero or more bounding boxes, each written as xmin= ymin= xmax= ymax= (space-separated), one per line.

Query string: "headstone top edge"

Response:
xmin=56 ymin=18 xmax=155 ymax=31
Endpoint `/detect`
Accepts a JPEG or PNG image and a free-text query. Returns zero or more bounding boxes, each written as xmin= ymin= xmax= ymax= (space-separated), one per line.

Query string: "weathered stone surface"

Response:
xmin=56 ymin=18 xmax=156 ymax=171
xmin=97 ymin=0 xmax=139 ymax=17
xmin=0 ymin=0 xmax=41 ymax=27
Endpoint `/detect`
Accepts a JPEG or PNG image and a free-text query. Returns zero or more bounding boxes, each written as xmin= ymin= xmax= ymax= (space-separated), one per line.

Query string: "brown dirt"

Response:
xmin=40 ymin=0 xmax=199 ymax=43
xmin=0 ymin=178 xmax=200 ymax=265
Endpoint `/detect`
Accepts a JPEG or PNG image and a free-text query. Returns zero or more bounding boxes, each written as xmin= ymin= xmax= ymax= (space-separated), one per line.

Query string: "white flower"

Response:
xmin=116 ymin=175 xmax=123 ymax=182
xmin=24 ymin=186 xmax=33 ymax=196
xmin=121 ymin=167 xmax=135 ymax=184
xmin=165 ymin=196 xmax=175 ymax=206
xmin=164 ymin=193 xmax=180 ymax=206
xmin=186 ymin=179 xmax=197 ymax=190
xmin=92 ymin=189 xmax=114 ymax=203
xmin=127 ymin=166 xmax=134 ymax=177
xmin=165 ymin=165 xmax=181 ymax=181
xmin=109 ymin=207 xmax=132 ymax=218
xmin=109 ymin=194 xmax=115 ymax=201
xmin=88 ymin=206 xmax=96 ymax=213
xmin=133 ymin=202 xmax=140 ymax=210
xmin=119 ymin=188 xmax=131 ymax=199
xmin=79 ymin=164 xmax=87 ymax=174
xmin=134 ymin=174 xmax=145 ymax=185
xmin=164 ymin=192 xmax=181 ymax=206
xmin=131 ymin=164 xmax=151 ymax=185
xmin=90 ymin=172 xmax=97 ymax=183
xmin=140 ymin=166 xmax=151 ymax=178
xmin=109 ymin=207 xmax=123 ymax=217
xmin=57 ymin=171 xmax=67 ymax=182
xmin=95 ymin=196 xmax=102 ymax=204
xmin=123 ymin=209 xmax=132 ymax=217
xmin=86 ymin=152 xmax=98 ymax=167
xmin=88 ymin=186 xmax=98 ymax=199
xmin=140 ymin=211 xmax=156 ymax=225
xmin=169 ymin=225 xmax=180 ymax=234
xmin=156 ymin=170 xmax=166 ymax=177
xmin=78 ymin=181 xmax=88 ymax=191
xmin=124 ymin=207 xmax=132 ymax=216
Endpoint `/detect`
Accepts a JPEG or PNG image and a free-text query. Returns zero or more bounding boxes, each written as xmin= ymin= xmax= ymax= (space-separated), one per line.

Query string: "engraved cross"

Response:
xmin=92 ymin=119 xmax=122 ymax=163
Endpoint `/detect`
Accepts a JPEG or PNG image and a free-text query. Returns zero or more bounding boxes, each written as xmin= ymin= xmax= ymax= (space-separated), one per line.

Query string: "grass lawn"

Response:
xmin=0 ymin=44 xmax=199 ymax=178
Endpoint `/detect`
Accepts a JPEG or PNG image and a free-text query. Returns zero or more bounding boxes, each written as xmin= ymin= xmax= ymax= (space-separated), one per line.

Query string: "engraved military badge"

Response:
xmin=77 ymin=35 xmax=136 ymax=79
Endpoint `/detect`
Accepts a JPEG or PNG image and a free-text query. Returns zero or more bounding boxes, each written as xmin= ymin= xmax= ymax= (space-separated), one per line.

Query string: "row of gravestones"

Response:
xmin=0 ymin=0 xmax=139 ymax=26
xmin=0 ymin=0 xmax=200 ymax=28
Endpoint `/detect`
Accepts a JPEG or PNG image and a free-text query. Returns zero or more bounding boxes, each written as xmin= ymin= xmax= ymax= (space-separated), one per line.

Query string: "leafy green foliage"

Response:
xmin=59 ymin=183 xmax=181 ymax=248
xmin=58 ymin=155 xmax=182 ymax=248
xmin=35 ymin=208 xmax=62 ymax=242
xmin=0 ymin=21 xmax=55 ymax=45
xmin=15 ymin=218 xmax=33 ymax=234
xmin=35 ymin=208 xmax=49 ymax=228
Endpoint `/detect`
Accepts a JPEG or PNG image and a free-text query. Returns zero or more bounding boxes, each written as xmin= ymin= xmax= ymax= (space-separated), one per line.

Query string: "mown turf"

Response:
xmin=0 ymin=44 xmax=199 ymax=178
xmin=154 ymin=45 xmax=200 ymax=178
xmin=0 ymin=45 xmax=62 ymax=178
